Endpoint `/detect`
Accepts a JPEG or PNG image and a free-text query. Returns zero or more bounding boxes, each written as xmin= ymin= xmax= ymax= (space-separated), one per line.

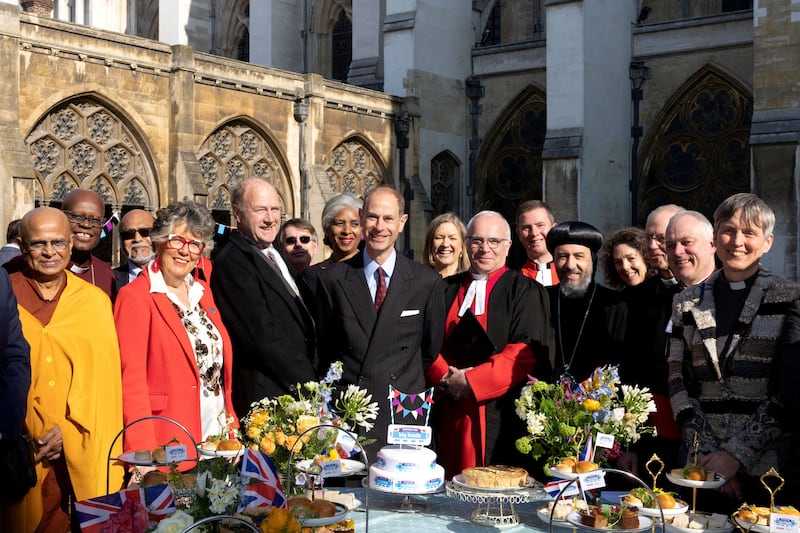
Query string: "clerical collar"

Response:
xmin=660 ymin=276 xmax=678 ymax=286
xmin=69 ymin=263 xmax=89 ymax=274
xmin=721 ymin=271 xmax=757 ymax=291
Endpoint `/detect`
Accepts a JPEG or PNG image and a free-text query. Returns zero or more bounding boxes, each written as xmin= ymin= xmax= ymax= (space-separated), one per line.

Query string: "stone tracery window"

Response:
xmin=638 ymin=66 xmax=751 ymax=222
xmin=197 ymin=120 xmax=291 ymax=217
xmin=430 ymin=152 xmax=460 ymax=215
xmin=325 ymin=139 xmax=384 ymax=198
xmin=25 ymin=98 xmax=156 ymax=209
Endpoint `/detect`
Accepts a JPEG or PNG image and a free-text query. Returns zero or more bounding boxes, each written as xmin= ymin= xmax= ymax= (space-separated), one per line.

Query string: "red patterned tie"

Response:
xmin=374 ymin=267 xmax=387 ymax=312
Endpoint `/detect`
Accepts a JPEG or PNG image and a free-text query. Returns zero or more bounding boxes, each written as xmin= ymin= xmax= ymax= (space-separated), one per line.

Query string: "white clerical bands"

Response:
xmin=458 ymin=274 xmax=488 ymax=317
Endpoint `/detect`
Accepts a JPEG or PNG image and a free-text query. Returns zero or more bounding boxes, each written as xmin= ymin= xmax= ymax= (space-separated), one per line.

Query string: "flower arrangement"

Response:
xmin=514 ymin=365 xmax=657 ymax=468
xmin=241 ymin=362 xmax=379 ymax=484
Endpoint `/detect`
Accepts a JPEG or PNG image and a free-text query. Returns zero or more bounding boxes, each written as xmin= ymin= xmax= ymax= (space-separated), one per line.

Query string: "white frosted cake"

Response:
xmin=368 ymin=444 xmax=445 ymax=493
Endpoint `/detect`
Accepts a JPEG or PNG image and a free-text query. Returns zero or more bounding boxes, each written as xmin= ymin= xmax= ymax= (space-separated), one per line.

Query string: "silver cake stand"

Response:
xmin=446 ymin=479 xmax=546 ymax=529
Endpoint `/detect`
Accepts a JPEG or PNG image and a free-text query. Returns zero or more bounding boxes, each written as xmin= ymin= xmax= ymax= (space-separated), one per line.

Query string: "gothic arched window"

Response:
xmin=331 ymin=9 xmax=352 ymax=82
xmin=430 ymin=152 xmax=460 ymax=215
xmin=325 ymin=139 xmax=385 ymax=199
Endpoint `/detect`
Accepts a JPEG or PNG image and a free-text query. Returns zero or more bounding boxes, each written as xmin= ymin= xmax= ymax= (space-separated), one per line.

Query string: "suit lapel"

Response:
xmin=339 ymin=254 xmax=375 ymax=338
xmin=151 ymin=290 xmax=201 ymax=379
xmin=363 ymin=255 xmax=416 ymax=359
xmin=689 ymin=277 xmax=719 ymax=376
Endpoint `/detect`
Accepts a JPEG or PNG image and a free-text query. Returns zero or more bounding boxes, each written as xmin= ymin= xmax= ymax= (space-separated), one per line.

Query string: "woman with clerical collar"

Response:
xmin=667 ymin=193 xmax=800 ymax=512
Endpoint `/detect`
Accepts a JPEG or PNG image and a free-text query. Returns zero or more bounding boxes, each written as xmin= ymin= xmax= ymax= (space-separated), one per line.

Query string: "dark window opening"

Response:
xmin=480 ymin=4 xmax=501 ymax=46
xmin=332 ymin=10 xmax=352 ymax=82
xmin=237 ymin=27 xmax=250 ymax=62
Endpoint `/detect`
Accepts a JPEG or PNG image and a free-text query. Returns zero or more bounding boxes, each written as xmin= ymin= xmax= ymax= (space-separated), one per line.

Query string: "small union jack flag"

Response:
xmin=239 ymin=449 xmax=287 ymax=510
xmin=76 ymin=484 xmax=175 ymax=532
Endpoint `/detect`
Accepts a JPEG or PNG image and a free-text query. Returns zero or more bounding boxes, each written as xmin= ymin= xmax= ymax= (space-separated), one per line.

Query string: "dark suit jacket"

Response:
xmin=113 ymin=261 xmax=134 ymax=290
xmin=211 ymin=230 xmax=316 ymax=417
xmin=0 ymin=267 xmax=30 ymax=437
xmin=310 ymin=250 xmax=446 ymax=457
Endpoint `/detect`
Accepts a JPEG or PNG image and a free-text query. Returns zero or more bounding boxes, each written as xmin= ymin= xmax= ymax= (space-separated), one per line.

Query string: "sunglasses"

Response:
xmin=285 ymin=235 xmax=313 ymax=245
xmin=120 ymin=227 xmax=152 ymax=240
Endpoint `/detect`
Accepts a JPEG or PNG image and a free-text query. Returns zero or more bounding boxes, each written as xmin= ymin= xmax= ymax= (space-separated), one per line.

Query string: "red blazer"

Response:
xmin=114 ymin=269 xmax=238 ymax=453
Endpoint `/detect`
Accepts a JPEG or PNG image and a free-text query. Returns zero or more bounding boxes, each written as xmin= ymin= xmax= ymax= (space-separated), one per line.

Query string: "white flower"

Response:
xmin=157 ymin=510 xmax=194 ymax=533
xmin=526 ymin=411 xmax=546 ymax=436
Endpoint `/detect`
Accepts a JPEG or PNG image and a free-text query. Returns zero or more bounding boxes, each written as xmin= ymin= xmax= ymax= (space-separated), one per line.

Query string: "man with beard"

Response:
xmin=61 ymin=189 xmax=116 ymax=300
xmin=546 ymin=221 xmax=627 ymax=383
xmin=114 ymin=209 xmax=155 ymax=288
xmin=426 ymin=211 xmax=552 ymax=478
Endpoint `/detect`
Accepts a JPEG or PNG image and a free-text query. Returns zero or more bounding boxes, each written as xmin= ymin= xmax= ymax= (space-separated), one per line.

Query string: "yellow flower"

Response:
xmin=260 ymin=435 xmax=276 ymax=455
xmin=250 ymin=409 xmax=270 ymax=427
xmin=296 ymin=415 xmax=320 ymax=436
xmin=583 ymin=399 xmax=602 ymax=411
xmin=247 ymin=425 xmax=262 ymax=440
xmin=274 ymin=428 xmax=287 ymax=447
xmin=284 ymin=435 xmax=303 ymax=453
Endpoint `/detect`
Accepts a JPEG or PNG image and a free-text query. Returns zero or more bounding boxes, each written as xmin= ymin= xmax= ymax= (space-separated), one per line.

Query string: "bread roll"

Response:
xmin=141 ymin=470 xmax=168 ymax=487
xmin=309 ymin=499 xmax=337 ymax=518
xmin=217 ymin=439 xmax=243 ymax=451
xmin=575 ymin=460 xmax=598 ymax=473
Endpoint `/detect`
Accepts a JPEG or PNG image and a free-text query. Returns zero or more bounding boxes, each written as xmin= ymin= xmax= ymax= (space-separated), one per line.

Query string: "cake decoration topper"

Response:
xmin=387 ymin=385 xmax=435 ymax=446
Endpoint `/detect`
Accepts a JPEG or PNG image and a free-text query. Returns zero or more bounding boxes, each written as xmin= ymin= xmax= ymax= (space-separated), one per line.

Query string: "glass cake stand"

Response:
xmin=445 ymin=478 xmax=546 ymax=529
xmin=361 ymin=477 xmax=443 ymax=513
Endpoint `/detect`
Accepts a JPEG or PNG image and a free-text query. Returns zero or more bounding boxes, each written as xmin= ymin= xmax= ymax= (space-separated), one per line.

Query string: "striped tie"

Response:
xmin=374 ymin=267 xmax=387 ymax=312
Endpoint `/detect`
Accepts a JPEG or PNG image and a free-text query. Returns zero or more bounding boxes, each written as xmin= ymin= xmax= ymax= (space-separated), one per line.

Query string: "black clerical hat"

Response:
xmin=545 ymin=221 xmax=603 ymax=256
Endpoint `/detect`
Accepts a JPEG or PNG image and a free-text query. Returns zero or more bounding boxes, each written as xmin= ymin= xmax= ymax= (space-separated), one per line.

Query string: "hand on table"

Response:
xmin=35 ymin=425 xmax=63 ymax=463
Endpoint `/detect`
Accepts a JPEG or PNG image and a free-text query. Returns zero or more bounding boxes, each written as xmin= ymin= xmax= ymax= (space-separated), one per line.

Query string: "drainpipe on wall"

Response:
xmin=466 ymin=77 xmax=485 ymax=216
xmin=294 ymin=98 xmax=310 ymax=220
xmin=629 ymin=60 xmax=650 ymax=225
xmin=394 ymin=114 xmax=413 ymax=259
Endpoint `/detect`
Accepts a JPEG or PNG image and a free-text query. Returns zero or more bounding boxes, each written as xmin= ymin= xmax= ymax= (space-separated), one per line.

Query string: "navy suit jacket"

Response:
xmin=311 ymin=250 xmax=446 ymax=457
xmin=0 ymin=267 xmax=31 ymax=437
xmin=113 ymin=261 xmax=134 ymax=290
xmin=211 ymin=230 xmax=317 ymax=417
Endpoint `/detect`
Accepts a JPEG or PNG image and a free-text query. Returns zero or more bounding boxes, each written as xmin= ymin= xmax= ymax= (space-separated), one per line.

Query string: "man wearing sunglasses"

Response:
xmin=277 ymin=218 xmax=319 ymax=275
xmin=61 ymin=189 xmax=116 ymax=300
xmin=114 ymin=209 xmax=155 ymax=289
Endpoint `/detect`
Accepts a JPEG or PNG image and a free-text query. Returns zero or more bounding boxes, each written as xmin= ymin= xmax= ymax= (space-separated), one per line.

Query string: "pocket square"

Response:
xmin=400 ymin=309 xmax=420 ymax=317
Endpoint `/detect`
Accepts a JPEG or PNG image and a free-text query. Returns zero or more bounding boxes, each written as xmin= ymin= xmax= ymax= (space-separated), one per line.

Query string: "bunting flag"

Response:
xmin=240 ymin=449 xmax=287 ymax=509
xmin=579 ymin=429 xmax=594 ymax=462
xmin=388 ymin=385 xmax=435 ymax=425
xmin=76 ymin=484 xmax=175 ymax=532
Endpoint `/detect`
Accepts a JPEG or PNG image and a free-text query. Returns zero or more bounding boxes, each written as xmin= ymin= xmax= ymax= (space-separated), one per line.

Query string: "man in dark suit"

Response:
xmin=0 ymin=267 xmax=30 ymax=443
xmin=113 ymin=209 xmax=155 ymax=289
xmin=0 ymin=219 xmax=22 ymax=266
xmin=211 ymin=177 xmax=316 ymax=417
xmin=311 ymin=186 xmax=446 ymax=458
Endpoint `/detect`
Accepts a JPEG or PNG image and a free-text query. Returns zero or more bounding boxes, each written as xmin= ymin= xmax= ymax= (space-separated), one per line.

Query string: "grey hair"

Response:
xmin=667 ymin=210 xmax=713 ymax=240
xmin=713 ymin=193 xmax=775 ymax=238
xmin=150 ymin=199 xmax=216 ymax=252
xmin=321 ymin=193 xmax=363 ymax=231
xmin=466 ymin=210 xmax=511 ymax=239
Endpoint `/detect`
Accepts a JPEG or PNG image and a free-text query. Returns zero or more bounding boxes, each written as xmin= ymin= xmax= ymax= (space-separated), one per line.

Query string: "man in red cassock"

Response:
xmin=426 ymin=210 xmax=553 ymax=479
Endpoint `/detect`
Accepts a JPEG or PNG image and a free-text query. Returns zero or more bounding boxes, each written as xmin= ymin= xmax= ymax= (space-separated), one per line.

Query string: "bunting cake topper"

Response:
xmin=387 ymin=385 xmax=435 ymax=426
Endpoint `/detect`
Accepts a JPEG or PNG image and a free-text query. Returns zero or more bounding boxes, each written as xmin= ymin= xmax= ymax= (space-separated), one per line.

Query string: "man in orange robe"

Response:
xmin=427 ymin=211 xmax=552 ymax=479
xmin=2 ymin=207 xmax=123 ymax=532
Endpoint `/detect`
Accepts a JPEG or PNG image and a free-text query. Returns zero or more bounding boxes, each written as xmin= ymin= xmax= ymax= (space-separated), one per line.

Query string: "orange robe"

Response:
xmin=7 ymin=272 xmax=124 ymax=532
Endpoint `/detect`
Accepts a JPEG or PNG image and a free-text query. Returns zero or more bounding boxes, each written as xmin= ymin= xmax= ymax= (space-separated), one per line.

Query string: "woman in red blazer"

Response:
xmin=114 ymin=200 xmax=237 ymax=462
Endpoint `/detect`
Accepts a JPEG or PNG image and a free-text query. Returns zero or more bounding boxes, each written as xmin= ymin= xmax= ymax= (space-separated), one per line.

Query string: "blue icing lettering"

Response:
xmin=376 ymin=458 xmax=388 ymax=468
xmin=374 ymin=476 xmax=392 ymax=489
xmin=397 ymin=480 xmax=418 ymax=489
xmin=425 ymin=478 xmax=441 ymax=489
xmin=397 ymin=462 xmax=416 ymax=471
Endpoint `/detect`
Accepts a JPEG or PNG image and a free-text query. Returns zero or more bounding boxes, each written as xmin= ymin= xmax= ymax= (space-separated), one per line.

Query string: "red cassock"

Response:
xmin=425 ymin=266 xmax=552 ymax=479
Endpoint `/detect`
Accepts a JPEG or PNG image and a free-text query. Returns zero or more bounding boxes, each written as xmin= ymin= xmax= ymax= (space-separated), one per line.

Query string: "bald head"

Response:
xmin=62 ymin=189 xmax=105 ymax=254
xmin=645 ymin=204 xmax=685 ymax=273
xmin=665 ymin=211 xmax=716 ymax=287
xmin=231 ymin=178 xmax=282 ymax=247
xmin=21 ymin=207 xmax=73 ymax=282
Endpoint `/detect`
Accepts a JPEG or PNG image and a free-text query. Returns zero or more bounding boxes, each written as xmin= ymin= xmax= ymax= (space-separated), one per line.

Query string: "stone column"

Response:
xmin=20 ymin=0 xmax=53 ymax=17
xmin=168 ymin=45 xmax=203 ymax=204
xmin=542 ymin=0 xmax=635 ymax=231
xmin=250 ymin=0 xmax=302 ymax=72
xmin=749 ymin=0 xmax=800 ymax=280
xmin=159 ymin=0 xmax=191 ymax=45
xmin=349 ymin=0 xmax=383 ymax=90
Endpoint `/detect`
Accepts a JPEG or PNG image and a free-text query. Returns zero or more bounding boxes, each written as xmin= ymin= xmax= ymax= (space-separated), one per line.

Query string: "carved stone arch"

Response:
xmin=430 ymin=150 xmax=462 ymax=216
xmin=475 ymin=84 xmax=546 ymax=224
xmin=196 ymin=117 xmax=295 ymax=216
xmin=638 ymin=63 xmax=752 ymax=223
xmin=324 ymin=135 xmax=388 ymax=199
xmin=25 ymin=95 xmax=159 ymax=210
xmin=216 ymin=0 xmax=250 ymax=59
xmin=309 ymin=0 xmax=352 ymax=78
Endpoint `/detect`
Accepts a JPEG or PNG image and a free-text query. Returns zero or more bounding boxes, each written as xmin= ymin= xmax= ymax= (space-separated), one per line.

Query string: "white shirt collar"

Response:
xmin=148 ymin=262 xmax=204 ymax=310
xmin=364 ymin=249 xmax=397 ymax=280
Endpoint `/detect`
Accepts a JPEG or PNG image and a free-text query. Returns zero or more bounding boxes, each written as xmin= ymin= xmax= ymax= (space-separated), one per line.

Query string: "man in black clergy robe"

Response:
xmin=310 ymin=187 xmax=445 ymax=459
xmin=546 ymin=221 xmax=627 ymax=384
xmin=426 ymin=211 xmax=552 ymax=479
xmin=211 ymin=178 xmax=316 ymax=416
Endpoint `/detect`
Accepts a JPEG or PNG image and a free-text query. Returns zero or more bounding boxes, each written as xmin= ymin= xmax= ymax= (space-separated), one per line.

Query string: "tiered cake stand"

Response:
xmin=446 ymin=476 xmax=546 ymax=529
xmin=363 ymin=476 xmax=444 ymax=513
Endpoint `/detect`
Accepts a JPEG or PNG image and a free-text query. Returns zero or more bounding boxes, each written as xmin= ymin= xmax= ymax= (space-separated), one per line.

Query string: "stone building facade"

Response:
xmin=1 ymin=0 xmax=798 ymax=277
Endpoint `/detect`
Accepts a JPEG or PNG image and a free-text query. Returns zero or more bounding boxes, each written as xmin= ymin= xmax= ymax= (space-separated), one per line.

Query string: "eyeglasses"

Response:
xmin=64 ymin=211 xmax=105 ymax=228
xmin=646 ymin=233 xmax=666 ymax=244
xmin=285 ymin=235 xmax=313 ymax=245
xmin=26 ymin=239 xmax=69 ymax=252
xmin=120 ymin=227 xmax=152 ymax=240
xmin=466 ymin=236 xmax=510 ymax=250
xmin=165 ymin=234 xmax=206 ymax=255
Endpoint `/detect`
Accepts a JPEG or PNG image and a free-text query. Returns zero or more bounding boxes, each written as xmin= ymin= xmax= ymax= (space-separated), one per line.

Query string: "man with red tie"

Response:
xmin=426 ymin=210 xmax=552 ymax=478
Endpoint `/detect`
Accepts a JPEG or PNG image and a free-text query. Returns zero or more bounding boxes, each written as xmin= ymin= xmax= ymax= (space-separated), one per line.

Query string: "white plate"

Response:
xmin=626 ymin=499 xmax=690 ymax=518
xmin=731 ymin=516 xmax=769 ymax=533
xmin=117 ymin=451 xmax=169 ymax=466
xmin=295 ymin=459 xmax=366 ymax=476
xmin=294 ymin=503 xmax=349 ymax=527
xmin=666 ymin=513 xmax=734 ymax=533
xmin=197 ymin=445 xmax=245 ymax=458
xmin=549 ymin=467 xmax=602 ymax=480
xmin=537 ymin=504 xmax=572 ymax=525
xmin=665 ymin=470 xmax=726 ymax=489
xmin=566 ymin=511 xmax=654 ymax=532
xmin=452 ymin=473 xmax=536 ymax=492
